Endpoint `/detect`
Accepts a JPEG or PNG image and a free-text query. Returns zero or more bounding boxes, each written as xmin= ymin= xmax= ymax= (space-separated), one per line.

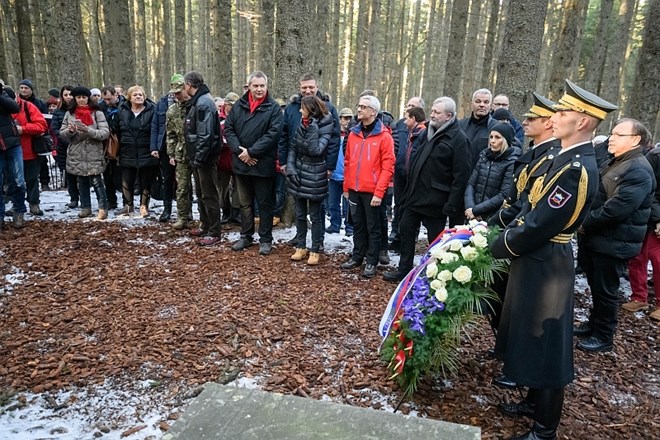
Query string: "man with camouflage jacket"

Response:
xmin=166 ymin=80 xmax=192 ymax=230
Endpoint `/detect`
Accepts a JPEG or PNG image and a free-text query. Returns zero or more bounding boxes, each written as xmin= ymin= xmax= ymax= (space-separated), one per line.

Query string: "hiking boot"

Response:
xmin=307 ymin=252 xmax=320 ymax=266
xmin=78 ymin=208 xmax=93 ymax=218
xmin=159 ymin=202 xmax=172 ymax=222
xmin=189 ymin=228 xmax=207 ymax=237
xmin=173 ymin=219 xmax=190 ymax=230
xmin=199 ymin=236 xmax=222 ymax=246
xmin=259 ymin=242 xmax=273 ymax=255
xmin=29 ymin=204 xmax=44 ymax=216
xmin=272 ymin=216 xmax=280 ymax=226
xmin=383 ymin=271 xmax=405 ymax=283
xmin=232 ymin=237 xmax=254 ymax=251
xmin=291 ymin=248 xmax=308 ymax=261
xmin=340 ymin=259 xmax=362 ymax=270
xmin=97 ymin=209 xmax=108 ymax=220
xmin=621 ymin=301 xmax=650 ymax=312
xmin=362 ymin=264 xmax=377 ymax=278
xmin=5 ymin=209 xmax=14 ymax=217
xmin=140 ymin=205 xmax=149 ymax=218
xmin=650 ymin=308 xmax=660 ymax=321
xmin=115 ymin=205 xmax=133 ymax=216
xmin=12 ymin=212 xmax=25 ymax=228
xmin=286 ymin=237 xmax=298 ymax=246
xmin=67 ymin=200 xmax=79 ymax=209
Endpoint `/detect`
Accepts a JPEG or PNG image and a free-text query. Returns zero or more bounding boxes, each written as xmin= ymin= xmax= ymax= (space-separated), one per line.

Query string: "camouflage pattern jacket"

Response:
xmin=166 ymin=101 xmax=188 ymax=164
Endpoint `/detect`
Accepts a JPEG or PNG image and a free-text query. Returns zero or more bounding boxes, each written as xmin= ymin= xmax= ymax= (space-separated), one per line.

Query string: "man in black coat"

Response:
xmin=491 ymin=80 xmax=616 ymax=440
xmin=383 ymin=97 xmax=470 ymax=282
xmin=183 ymin=71 xmax=222 ymax=246
xmin=224 ymin=71 xmax=282 ymax=255
xmin=459 ymin=88 xmax=497 ymax=171
xmin=576 ymin=118 xmax=656 ymax=352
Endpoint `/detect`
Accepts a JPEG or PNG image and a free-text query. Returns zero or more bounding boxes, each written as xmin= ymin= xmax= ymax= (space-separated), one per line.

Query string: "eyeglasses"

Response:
xmin=356 ymin=104 xmax=373 ymax=111
xmin=492 ymin=103 xmax=509 ymax=107
xmin=609 ymin=133 xmax=638 ymax=137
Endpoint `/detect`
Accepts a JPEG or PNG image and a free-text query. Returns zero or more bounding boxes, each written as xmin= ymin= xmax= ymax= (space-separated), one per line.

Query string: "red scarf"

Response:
xmin=74 ymin=106 xmax=94 ymax=126
xmin=248 ymin=93 xmax=266 ymax=114
xmin=302 ymin=118 xmax=310 ymax=127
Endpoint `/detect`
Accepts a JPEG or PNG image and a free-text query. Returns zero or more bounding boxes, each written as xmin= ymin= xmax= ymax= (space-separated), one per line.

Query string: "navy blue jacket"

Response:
xmin=151 ymin=93 xmax=174 ymax=152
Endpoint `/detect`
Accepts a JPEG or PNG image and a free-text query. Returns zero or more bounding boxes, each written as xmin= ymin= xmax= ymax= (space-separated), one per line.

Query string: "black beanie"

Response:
xmin=48 ymin=88 xmax=60 ymax=98
xmin=492 ymin=108 xmax=513 ymax=122
xmin=491 ymin=122 xmax=515 ymax=147
xmin=71 ymin=86 xmax=92 ymax=98
xmin=19 ymin=79 xmax=34 ymax=91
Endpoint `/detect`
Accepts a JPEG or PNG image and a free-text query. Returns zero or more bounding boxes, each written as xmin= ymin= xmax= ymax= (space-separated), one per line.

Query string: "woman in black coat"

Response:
xmin=286 ymin=95 xmax=333 ymax=265
xmin=464 ymin=122 xmax=520 ymax=221
xmin=113 ymin=85 xmax=158 ymax=217
xmin=51 ymin=86 xmax=78 ymax=208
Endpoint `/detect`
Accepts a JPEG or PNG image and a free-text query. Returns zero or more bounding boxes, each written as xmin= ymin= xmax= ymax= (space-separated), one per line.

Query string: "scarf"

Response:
xmin=74 ymin=106 xmax=94 ymax=126
xmin=248 ymin=92 xmax=267 ymax=114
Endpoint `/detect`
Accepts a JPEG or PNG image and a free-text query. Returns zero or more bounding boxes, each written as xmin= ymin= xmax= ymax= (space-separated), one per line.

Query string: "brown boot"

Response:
xmin=173 ymin=218 xmax=190 ymax=230
xmin=97 ymin=209 xmax=108 ymax=220
xmin=12 ymin=212 xmax=25 ymax=229
xmin=29 ymin=203 xmax=44 ymax=216
xmin=79 ymin=208 xmax=93 ymax=218
xmin=140 ymin=205 xmax=149 ymax=218
xmin=291 ymin=248 xmax=308 ymax=261
xmin=115 ymin=205 xmax=134 ymax=216
xmin=307 ymin=252 xmax=320 ymax=266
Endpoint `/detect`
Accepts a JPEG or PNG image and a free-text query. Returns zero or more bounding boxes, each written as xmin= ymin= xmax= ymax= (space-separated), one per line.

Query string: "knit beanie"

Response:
xmin=48 ymin=88 xmax=60 ymax=98
xmin=19 ymin=79 xmax=34 ymax=91
xmin=491 ymin=122 xmax=515 ymax=147
xmin=71 ymin=86 xmax=92 ymax=98
xmin=492 ymin=108 xmax=513 ymax=122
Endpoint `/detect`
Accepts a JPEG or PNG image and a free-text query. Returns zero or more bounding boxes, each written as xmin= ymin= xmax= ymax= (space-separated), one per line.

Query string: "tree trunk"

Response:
xmin=444 ymin=0 xmax=469 ymax=100
xmin=162 ymin=0 xmax=173 ymax=83
xmin=186 ymin=0 xmax=194 ymax=70
xmin=583 ymin=0 xmax=614 ymax=91
xmin=495 ymin=0 xmax=549 ymax=116
xmin=102 ymin=0 xmax=134 ymax=87
xmin=350 ymin=0 xmax=370 ymax=100
xmin=537 ymin=0 xmax=562 ymax=91
xmin=420 ymin=0 xmax=438 ymax=103
xmin=30 ymin=0 xmax=50 ymax=92
xmin=273 ymin=0 xmax=313 ymax=98
xmin=15 ymin=0 xmax=37 ymax=82
xmin=134 ymin=0 xmax=148 ymax=87
xmin=627 ymin=0 xmax=659 ymax=140
xmin=259 ymin=0 xmax=276 ymax=84
xmin=547 ymin=0 xmax=589 ymax=100
xmin=51 ymin=0 xmax=87 ymax=87
xmin=207 ymin=0 xmax=233 ymax=95
xmin=325 ymin=0 xmax=342 ymax=99
xmin=600 ymin=0 xmax=637 ymax=128
xmin=459 ymin=0 xmax=484 ymax=113
xmin=480 ymin=0 xmax=500 ymax=90
xmin=405 ymin=0 xmax=423 ymax=100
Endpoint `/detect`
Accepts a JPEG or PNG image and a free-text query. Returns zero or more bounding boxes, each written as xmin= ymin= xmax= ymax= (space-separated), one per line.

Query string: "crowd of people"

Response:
xmin=1 ymin=70 xmax=659 ymax=439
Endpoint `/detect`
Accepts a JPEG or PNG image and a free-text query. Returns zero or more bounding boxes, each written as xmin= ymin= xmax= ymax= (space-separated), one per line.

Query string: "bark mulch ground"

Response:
xmin=1 ymin=221 xmax=658 ymax=439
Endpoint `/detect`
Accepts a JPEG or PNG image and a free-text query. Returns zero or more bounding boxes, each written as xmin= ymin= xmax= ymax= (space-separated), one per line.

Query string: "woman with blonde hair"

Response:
xmin=112 ymin=85 xmax=158 ymax=217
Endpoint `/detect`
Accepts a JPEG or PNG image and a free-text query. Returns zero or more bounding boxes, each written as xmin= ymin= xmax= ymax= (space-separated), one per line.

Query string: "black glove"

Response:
xmin=287 ymin=173 xmax=300 ymax=187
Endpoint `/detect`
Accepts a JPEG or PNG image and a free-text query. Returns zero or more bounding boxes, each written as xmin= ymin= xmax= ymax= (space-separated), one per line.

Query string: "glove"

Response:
xmin=287 ymin=173 xmax=301 ymax=187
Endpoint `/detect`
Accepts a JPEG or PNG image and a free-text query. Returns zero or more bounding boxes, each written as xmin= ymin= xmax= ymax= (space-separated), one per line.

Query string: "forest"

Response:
xmin=0 ymin=0 xmax=658 ymax=138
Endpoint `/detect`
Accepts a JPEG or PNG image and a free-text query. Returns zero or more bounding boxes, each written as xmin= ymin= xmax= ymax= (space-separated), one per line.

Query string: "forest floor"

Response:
xmin=0 ymin=189 xmax=658 ymax=439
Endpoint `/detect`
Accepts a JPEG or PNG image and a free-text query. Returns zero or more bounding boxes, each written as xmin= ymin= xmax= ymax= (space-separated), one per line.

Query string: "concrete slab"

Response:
xmin=164 ymin=383 xmax=480 ymax=440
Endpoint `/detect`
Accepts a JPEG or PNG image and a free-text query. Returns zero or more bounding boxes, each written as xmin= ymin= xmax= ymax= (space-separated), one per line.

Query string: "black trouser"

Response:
xmin=349 ymin=190 xmax=382 ymax=266
xmin=122 ymin=165 xmax=158 ymax=207
xmin=39 ymin=156 xmax=49 ymax=185
xmin=398 ymin=208 xmax=447 ymax=275
xmin=531 ymin=388 xmax=564 ymax=435
xmin=379 ymin=202 xmax=389 ymax=252
xmin=66 ymin=172 xmax=79 ymax=203
xmin=160 ymin=149 xmax=176 ymax=203
xmin=218 ymin=170 xmax=232 ymax=217
xmin=193 ymin=164 xmax=221 ymax=236
xmin=582 ymin=249 xmax=625 ymax=343
xmin=295 ymin=198 xmax=323 ymax=252
xmin=103 ymin=159 xmax=121 ymax=207
xmin=391 ymin=172 xmax=406 ymax=242
xmin=235 ymin=174 xmax=275 ymax=243
xmin=23 ymin=159 xmax=40 ymax=205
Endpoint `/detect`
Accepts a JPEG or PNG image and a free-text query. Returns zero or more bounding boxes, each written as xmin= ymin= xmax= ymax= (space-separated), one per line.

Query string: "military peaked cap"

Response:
xmin=553 ymin=79 xmax=618 ymax=120
xmin=523 ymin=92 xmax=557 ymax=118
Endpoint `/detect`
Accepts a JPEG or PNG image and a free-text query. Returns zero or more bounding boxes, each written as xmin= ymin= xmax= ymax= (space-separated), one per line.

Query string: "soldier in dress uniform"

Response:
xmin=487 ymin=93 xmax=563 ymax=392
xmin=490 ymin=79 xmax=617 ymax=440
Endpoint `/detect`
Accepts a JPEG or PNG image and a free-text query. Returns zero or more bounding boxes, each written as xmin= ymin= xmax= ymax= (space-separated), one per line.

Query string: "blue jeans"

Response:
xmin=327 ymin=179 xmax=348 ymax=231
xmin=295 ymin=198 xmax=324 ymax=252
xmin=1 ymin=146 xmax=26 ymax=215
xmin=78 ymin=175 xmax=108 ymax=210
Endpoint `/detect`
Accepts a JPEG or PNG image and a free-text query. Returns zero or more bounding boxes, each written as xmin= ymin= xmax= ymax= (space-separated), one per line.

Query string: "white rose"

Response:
xmin=449 ymin=241 xmax=463 ymax=252
xmin=472 ymin=224 xmax=488 ymax=235
xmin=468 ymin=219 xmax=479 ymax=227
xmin=440 ymin=252 xmax=459 ymax=265
xmin=430 ymin=246 xmax=445 ymax=259
xmin=453 ymin=266 xmax=472 ymax=284
xmin=426 ymin=264 xmax=439 ymax=279
xmin=470 ymin=233 xmax=488 ymax=249
xmin=438 ymin=270 xmax=453 ymax=282
xmin=434 ymin=287 xmax=448 ymax=302
xmin=460 ymin=245 xmax=479 ymax=261
xmin=430 ymin=279 xmax=446 ymax=292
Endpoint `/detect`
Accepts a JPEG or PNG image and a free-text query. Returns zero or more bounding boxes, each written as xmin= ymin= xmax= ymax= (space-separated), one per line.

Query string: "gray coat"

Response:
xmin=60 ymin=110 xmax=109 ymax=176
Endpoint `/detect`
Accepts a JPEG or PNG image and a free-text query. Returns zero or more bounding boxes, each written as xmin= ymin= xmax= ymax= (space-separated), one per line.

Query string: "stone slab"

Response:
xmin=164 ymin=383 xmax=480 ymax=440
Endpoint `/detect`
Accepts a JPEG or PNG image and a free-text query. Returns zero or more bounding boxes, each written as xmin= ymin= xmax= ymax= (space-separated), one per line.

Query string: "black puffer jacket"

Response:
xmin=0 ymin=94 xmax=20 ymax=150
xmin=465 ymin=145 xmax=521 ymax=219
xmin=51 ymin=108 xmax=69 ymax=170
xmin=114 ymin=100 xmax=158 ymax=168
xmin=459 ymin=114 xmax=497 ymax=170
xmin=582 ymin=147 xmax=656 ymax=259
xmin=224 ymin=92 xmax=282 ymax=177
xmin=286 ymin=114 xmax=333 ymax=201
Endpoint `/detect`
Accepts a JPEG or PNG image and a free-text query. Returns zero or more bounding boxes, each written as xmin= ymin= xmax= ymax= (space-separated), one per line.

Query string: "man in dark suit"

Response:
xmin=383 ymin=96 xmax=471 ymax=282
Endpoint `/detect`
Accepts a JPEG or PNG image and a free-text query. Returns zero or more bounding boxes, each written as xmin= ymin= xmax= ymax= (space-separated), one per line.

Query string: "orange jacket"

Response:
xmin=13 ymin=98 xmax=48 ymax=161
xmin=343 ymin=119 xmax=395 ymax=198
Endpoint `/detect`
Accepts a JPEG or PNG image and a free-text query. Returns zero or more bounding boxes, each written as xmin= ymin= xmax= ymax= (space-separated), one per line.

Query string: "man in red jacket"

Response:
xmin=340 ymin=95 xmax=395 ymax=278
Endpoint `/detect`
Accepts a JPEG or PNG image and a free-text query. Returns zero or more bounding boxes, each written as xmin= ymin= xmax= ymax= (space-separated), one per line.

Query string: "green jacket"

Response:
xmin=166 ymin=102 xmax=188 ymax=164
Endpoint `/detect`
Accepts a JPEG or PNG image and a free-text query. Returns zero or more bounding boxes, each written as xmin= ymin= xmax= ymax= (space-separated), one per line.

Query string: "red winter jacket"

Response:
xmin=343 ymin=119 xmax=395 ymax=199
xmin=13 ymin=98 xmax=48 ymax=161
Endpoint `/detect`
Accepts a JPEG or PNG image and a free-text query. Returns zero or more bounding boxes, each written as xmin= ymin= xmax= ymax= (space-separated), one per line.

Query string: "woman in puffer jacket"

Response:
xmin=464 ymin=122 xmax=521 ymax=221
xmin=286 ymin=95 xmax=334 ymax=265
xmin=60 ymin=86 xmax=110 ymax=220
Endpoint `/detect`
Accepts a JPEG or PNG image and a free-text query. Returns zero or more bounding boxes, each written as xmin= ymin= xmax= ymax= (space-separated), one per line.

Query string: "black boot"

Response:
xmin=509 ymin=388 xmax=563 ymax=439
xmin=499 ymin=389 xmax=536 ymax=418
xmin=159 ymin=200 xmax=172 ymax=222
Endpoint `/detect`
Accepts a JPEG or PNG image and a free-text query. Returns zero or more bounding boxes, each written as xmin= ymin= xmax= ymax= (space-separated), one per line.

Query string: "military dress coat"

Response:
xmin=490 ymin=142 xmax=599 ymax=389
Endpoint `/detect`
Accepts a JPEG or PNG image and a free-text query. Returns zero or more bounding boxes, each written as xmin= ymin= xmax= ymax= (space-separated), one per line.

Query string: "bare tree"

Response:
xmin=15 ymin=0 xmax=37 ymax=81
xmin=51 ymin=0 xmax=87 ymax=86
xmin=583 ymin=0 xmax=614 ymax=91
xmin=102 ymin=0 xmax=134 ymax=87
xmin=273 ymin=0 xmax=313 ymax=98
xmin=495 ymin=0 xmax=549 ymax=114
xmin=444 ymin=0 xmax=469 ymax=101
